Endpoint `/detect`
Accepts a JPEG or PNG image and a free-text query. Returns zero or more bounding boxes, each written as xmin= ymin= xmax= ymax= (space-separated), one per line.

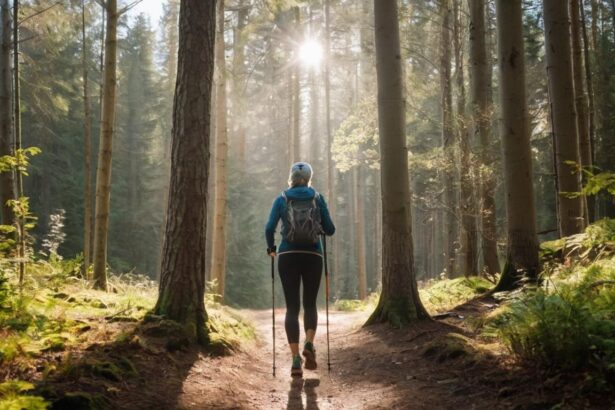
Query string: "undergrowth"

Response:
xmin=419 ymin=277 xmax=491 ymax=314
xmin=334 ymin=276 xmax=491 ymax=315
xmin=486 ymin=219 xmax=615 ymax=388
xmin=0 ymin=256 xmax=255 ymax=407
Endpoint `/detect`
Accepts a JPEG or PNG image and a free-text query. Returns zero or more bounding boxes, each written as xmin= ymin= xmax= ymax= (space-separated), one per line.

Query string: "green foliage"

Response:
xmin=334 ymin=292 xmax=379 ymax=312
xmin=0 ymin=381 xmax=48 ymax=410
xmin=419 ymin=277 xmax=492 ymax=314
xmin=488 ymin=227 xmax=615 ymax=382
xmin=0 ymin=148 xmax=42 ymax=176
xmin=331 ymin=97 xmax=379 ymax=173
xmin=541 ymin=219 xmax=615 ymax=263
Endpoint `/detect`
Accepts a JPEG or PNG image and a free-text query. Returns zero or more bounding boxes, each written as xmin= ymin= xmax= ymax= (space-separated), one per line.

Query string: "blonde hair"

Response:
xmin=288 ymin=176 xmax=312 ymax=188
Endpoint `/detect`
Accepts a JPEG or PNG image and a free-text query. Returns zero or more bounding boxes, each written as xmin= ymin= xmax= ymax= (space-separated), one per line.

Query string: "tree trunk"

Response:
xmin=156 ymin=0 xmax=179 ymax=280
xmin=309 ymin=69 xmax=319 ymax=165
xmin=291 ymin=6 xmax=301 ymax=163
xmin=13 ymin=0 xmax=25 ymax=285
xmin=440 ymin=0 xmax=456 ymax=278
xmin=233 ymin=0 xmax=247 ymax=165
xmin=353 ymin=167 xmax=367 ymax=299
xmin=0 ymin=0 xmax=14 ymax=227
xmin=93 ymin=0 xmax=119 ymax=290
xmin=493 ymin=0 xmax=540 ymax=292
xmin=155 ymin=0 xmax=216 ymax=345
xmin=211 ymin=0 xmax=228 ymax=303
xmin=580 ymin=0 xmax=597 ymax=222
xmin=454 ymin=0 xmax=477 ymax=277
xmin=366 ymin=0 xmax=429 ymax=326
xmin=324 ymin=0 xmax=338 ymax=289
xmin=591 ymin=0 xmax=598 ymax=50
xmin=571 ymin=0 xmax=592 ymax=226
xmin=469 ymin=0 xmax=499 ymax=277
xmin=81 ymin=0 xmax=93 ymax=278
xmin=543 ymin=0 xmax=584 ymax=237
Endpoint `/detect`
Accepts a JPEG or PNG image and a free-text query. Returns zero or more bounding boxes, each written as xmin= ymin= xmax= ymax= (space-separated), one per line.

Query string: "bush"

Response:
xmin=490 ymin=261 xmax=615 ymax=375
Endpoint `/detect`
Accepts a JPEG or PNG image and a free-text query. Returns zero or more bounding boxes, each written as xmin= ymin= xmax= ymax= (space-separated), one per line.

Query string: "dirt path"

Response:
xmin=57 ymin=300 xmax=610 ymax=409
xmin=178 ymin=309 xmax=369 ymax=409
xmin=173 ymin=304 xmax=557 ymax=410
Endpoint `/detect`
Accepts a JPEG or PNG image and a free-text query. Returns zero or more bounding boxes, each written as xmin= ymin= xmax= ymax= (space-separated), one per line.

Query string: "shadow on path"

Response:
xmin=287 ymin=377 xmax=320 ymax=410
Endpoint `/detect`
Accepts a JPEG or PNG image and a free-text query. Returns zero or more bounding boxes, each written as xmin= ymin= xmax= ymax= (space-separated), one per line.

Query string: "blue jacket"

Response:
xmin=265 ymin=186 xmax=336 ymax=255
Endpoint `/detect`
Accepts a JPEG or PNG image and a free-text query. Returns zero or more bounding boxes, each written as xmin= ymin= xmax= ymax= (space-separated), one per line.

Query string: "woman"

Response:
xmin=265 ymin=162 xmax=336 ymax=377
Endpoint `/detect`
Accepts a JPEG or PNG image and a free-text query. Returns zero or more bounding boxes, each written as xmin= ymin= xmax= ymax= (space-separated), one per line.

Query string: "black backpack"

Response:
xmin=281 ymin=191 xmax=323 ymax=245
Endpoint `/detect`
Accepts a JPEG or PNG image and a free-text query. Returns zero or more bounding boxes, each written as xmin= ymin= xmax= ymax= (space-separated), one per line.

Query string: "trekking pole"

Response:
xmin=322 ymin=235 xmax=331 ymax=372
xmin=271 ymin=254 xmax=276 ymax=377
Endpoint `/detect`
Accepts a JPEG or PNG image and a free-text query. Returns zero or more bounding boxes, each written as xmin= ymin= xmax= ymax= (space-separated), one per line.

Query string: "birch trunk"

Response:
xmin=543 ymin=0 xmax=584 ymax=236
xmin=155 ymin=0 xmax=216 ymax=345
xmin=93 ymin=0 xmax=119 ymax=290
xmin=367 ymin=0 xmax=429 ymax=325
xmin=211 ymin=0 xmax=228 ymax=303
xmin=493 ymin=0 xmax=540 ymax=292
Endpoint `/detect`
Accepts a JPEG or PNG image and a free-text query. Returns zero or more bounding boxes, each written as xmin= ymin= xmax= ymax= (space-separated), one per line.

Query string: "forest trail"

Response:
xmin=172 ymin=302 xmax=563 ymax=410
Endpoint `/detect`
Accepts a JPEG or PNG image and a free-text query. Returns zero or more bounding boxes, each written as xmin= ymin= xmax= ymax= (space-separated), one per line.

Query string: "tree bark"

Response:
xmin=543 ymin=0 xmax=584 ymax=237
xmin=469 ymin=0 xmax=499 ymax=276
xmin=93 ymin=0 xmax=119 ymax=290
xmin=366 ymin=0 xmax=429 ymax=326
xmin=571 ymin=0 xmax=592 ymax=226
xmin=440 ymin=0 xmax=456 ymax=278
xmin=211 ymin=0 xmax=228 ymax=303
xmin=155 ymin=0 xmax=216 ymax=345
xmin=580 ymin=0 xmax=596 ymax=222
xmin=81 ymin=0 xmax=93 ymax=278
xmin=13 ymin=0 xmax=25 ymax=285
xmin=0 ymin=0 xmax=14 ymax=227
xmin=291 ymin=6 xmax=301 ymax=163
xmin=232 ymin=0 xmax=247 ymax=165
xmin=156 ymin=0 xmax=179 ymax=280
xmin=353 ymin=167 xmax=367 ymax=299
xmin=493 ymin=0 xmax=540 ymax=292
xmin=454 ymin=0 xmax=477 ymax=277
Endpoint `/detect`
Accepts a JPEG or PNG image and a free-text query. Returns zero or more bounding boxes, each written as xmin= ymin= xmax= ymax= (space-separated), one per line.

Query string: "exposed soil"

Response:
xmin=39 ymin=298 xmax=613 ymax=409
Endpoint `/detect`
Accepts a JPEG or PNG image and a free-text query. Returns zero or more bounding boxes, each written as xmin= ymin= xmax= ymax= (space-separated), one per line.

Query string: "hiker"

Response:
xmin=265 ymin=162 xmax=336 ymax=377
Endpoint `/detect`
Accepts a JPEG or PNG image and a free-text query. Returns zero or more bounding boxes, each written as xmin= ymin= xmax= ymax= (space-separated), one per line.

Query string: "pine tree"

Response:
xmin=469 ymin=0 xmax=499 ymax=276
xmin=93 ymin=0 xmax=119 ymax=290
xmin=154 ymin=0 xmax=216 ymax=345
xmin=211 ymin=0 xmax=228 ymax=302
xmin=543 ymin=0 xmax=585 ymax=236
xmin=367 ymin=0 xmax=429 ymax=325
xmin=492 ymin=0 xmax=540 ymax=292
xmin=0 ymin=0 xmax=14 ymax=226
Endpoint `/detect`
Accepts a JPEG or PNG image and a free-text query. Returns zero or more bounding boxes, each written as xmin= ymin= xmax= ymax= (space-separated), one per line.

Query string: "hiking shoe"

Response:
xmin=303 ymin=342 xmax=317 ymax=370
xmin=291 ymin=355 xmax=303 ymax=378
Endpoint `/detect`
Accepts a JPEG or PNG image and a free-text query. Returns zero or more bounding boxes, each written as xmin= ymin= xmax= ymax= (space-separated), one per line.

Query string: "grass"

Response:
xmin=0 ymin=257 xmax=257 ymax=407
xmin=332 ymin=276 xmax=491 ymax=315
xmin=419 ymin=277 xmax=491 ymax=314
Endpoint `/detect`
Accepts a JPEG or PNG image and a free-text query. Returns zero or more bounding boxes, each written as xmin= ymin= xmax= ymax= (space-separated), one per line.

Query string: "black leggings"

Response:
xmin=278 ymin=253 xmax=323 ymax=344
